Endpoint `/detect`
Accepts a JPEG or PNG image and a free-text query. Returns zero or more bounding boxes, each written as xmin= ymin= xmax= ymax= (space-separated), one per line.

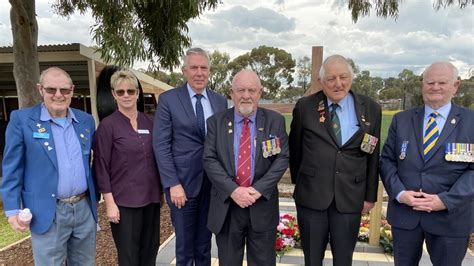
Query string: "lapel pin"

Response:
xmin=38 ymin=128 xmax=46 ymax=133
xmin=319 ymin=116 xmax=325 ymax=123
xmin=44 ymin=142 xmax=49 ymax=146
xmin=80 ymin=133 xmax=84 ymax=138
xmin=451 ymin=118 xmax=456 ymax=124
xmin=361 ymin=115 xmax=366 ymax=122
xmin=36 ymin=123 xmax=41 ymax=128
xmin=228 ymin=129 xmax=233 ymax=134
xmin=228 ymin=121 xmax=232 ymax=127
xmin=258 ymin=128 xmax=264 ymax=132
xmin=47 ymin=146 xmax=53 ymax=151
xmin=85 ymin=128 xmax=90 ymax=133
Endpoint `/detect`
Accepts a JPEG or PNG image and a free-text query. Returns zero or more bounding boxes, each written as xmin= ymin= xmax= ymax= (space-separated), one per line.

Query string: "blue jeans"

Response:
xmin=31 ymin=198 xmax=96 ymax=266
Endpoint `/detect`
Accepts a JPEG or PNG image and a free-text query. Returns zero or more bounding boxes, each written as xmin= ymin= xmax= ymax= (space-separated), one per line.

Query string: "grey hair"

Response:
xmin=182 ymin=47 xmax=211 ymax=69
xmin=38 ymin=67 xmax=73 ymax=85
xmin=110 ymin=69 xmax=139 ymax=90
xmin=319 ymin=55 xmax=354 ymax=80
xmin=422 ymin=62 xmax=459 ymax=83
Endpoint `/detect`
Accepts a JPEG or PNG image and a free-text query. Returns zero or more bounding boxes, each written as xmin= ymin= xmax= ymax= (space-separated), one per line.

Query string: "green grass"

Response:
xmin=0 ymin=209 xmax=30 ymax=249
xmin=282 ymin=111 xmax=399 ymax=149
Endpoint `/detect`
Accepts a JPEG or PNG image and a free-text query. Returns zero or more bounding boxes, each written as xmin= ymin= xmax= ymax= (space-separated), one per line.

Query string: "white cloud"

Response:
xmin=0 ymin=0 xmax=472 ymax=78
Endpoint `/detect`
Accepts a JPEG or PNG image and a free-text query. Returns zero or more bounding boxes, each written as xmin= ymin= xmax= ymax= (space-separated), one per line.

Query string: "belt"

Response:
xmin=58 ymin=192 xmax=87 ymax=204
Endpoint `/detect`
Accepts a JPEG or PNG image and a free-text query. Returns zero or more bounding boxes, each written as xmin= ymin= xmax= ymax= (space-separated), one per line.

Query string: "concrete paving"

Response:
xmin=156 ymin=197 xmax=474 ymax=265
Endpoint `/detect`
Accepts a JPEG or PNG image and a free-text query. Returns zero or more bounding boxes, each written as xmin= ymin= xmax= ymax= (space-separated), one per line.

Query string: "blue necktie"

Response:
xmin=195 ymin=94 xmax=205 ymax=139
xmin=423 ymin=112 xmax=439 ymax=159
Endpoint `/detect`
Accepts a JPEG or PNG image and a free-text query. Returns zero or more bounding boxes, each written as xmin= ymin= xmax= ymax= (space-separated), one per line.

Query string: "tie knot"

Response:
xmin=195 ymin=94 xmax=203 ymax=100
xmin=430 ymin=112 xmax=439 ymax=118
xmin=330 ymin=103 xmax=339 ymax=112
xmin=243 ymin=118 xmax=249 ymax=126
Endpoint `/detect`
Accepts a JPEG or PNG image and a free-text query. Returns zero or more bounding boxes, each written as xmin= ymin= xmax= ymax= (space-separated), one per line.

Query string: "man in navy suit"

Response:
xmin=1 ymin=67 xmax=98 ymax=265
xmin=153 ymin=47 xmax=227 ymax=265
xmin=380 ymin=61 xmax=474 ymax=266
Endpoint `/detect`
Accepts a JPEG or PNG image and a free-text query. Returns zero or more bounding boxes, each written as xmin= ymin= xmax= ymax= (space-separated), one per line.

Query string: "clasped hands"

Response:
xmin=399 ymin=190 xmax=446 ymax=212
xmin=231 ymin=187 xmax=262 ymax=208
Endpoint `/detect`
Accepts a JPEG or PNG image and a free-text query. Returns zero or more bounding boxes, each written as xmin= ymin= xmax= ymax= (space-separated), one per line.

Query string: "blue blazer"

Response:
xmin=1 ymin=104 xmax=98 ymax=234
xmin=380 ymin=104 xmax=474 ymax=237
xmin=153 ymin=84 xmax=227 ymax=197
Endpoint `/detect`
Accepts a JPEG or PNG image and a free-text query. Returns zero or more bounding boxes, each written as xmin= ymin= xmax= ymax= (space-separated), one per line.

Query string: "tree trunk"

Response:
xmin=10 ymin=0 xmax=42 ymax=108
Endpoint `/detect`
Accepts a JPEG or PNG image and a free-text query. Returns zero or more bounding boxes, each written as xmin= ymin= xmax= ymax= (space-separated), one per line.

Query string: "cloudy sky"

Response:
xmin=0 ymin=0 xmax=473 ymax=78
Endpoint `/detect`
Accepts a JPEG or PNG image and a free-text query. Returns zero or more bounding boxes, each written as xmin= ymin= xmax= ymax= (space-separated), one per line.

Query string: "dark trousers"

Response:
xmin=296 ymin=201 xmax=361 ymax=266
xmin=110 ymin=203 xmax=161 ymax=266
xmin=166 ymin=179 xmax=212 ymax=266
xmin=392 ymin=224 xmax=469 ymax=266
xmin=216 ymin=203 xmax=276 ymax=266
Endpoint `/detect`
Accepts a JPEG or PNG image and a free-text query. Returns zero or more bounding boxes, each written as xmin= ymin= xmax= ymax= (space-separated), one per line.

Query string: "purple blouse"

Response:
xmin=93 ymin=111 xmax=161 ymax=207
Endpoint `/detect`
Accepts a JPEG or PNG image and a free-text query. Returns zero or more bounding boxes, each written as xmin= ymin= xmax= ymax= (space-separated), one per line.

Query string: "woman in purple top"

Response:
xmin=93 ymin=70 xmax=162 ymax=266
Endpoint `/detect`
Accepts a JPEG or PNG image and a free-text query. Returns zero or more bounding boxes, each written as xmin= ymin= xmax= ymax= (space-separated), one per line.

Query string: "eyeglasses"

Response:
xmin=114 ymin=89 xmax=137 ymax=96
xmin=41 ymin=86 xmax=73 ymax=96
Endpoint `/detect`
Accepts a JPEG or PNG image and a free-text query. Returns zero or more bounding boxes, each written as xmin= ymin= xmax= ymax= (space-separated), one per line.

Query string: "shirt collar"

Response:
xmin=327 ymin=92 xmax=352 ymax=111
xmin=40 ymin=103 xmax=78 ymax=122
xmin=234 ymin=109 xmax=257 ymax=124
xmin=424 ymin=102 xmax=451 ymax=119
xmin=187 ymin=83 xmax=209 ymax=100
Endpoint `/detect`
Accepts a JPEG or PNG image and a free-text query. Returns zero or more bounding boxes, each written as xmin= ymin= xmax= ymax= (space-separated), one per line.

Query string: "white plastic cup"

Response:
xmin=18 ymin=208 xmax=32 ymax=227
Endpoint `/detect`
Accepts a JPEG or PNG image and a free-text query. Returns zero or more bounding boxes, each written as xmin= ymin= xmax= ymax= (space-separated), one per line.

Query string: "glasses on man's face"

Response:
xmin=42 ymin=86 xmax=73 ymax=96
xmin=114 ymin=89 xmax=137 ymax=97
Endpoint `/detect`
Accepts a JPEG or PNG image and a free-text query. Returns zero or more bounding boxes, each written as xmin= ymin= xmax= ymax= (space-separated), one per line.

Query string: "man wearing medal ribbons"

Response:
xmin=289 ymin=55 xmax=381 ymax=266
xmin=204 ymin=70 xmax=288 ymax=265
xmin=380 ymin=62 xmax=474 ymax=266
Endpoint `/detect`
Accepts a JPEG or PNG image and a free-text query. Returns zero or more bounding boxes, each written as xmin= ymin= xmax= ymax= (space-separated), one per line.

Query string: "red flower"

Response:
xmin=282 ymin=228 xmax=294 ymax=236
xmin=275 ymin=238 xmax=284 ymax=251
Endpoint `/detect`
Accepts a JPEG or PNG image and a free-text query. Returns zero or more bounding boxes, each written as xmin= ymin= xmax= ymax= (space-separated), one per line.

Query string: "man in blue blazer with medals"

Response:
xmin=1 ymin=67 xmax=98 ymax=265
xmin=381 ymin=62 xmax=474 ymax=266
xmin=153 ymin=48 xmax=227 ymax=265
xmin=290 ymin=55 xmax=381 ymax=266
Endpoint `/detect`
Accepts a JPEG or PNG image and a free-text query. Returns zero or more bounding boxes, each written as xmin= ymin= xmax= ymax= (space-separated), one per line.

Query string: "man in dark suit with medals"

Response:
xmin=289 ymin=54 xmax=381 ymax=266
xmin=204 ymin=70 xmax=289 ymax=266
xmin=380 ymin=61 xmax=474 ymax=266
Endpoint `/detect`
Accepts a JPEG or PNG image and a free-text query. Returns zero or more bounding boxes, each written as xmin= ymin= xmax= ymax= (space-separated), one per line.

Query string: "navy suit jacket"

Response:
xmin=204 ymin=107 xmax=289 ymax=234
xmin=380 ymin=104 xmax=474 ymax=237
xmin=1 ymin=104 xmax=98 ymax=234
xmin=153 ymin=84 xmax=227 ymax=198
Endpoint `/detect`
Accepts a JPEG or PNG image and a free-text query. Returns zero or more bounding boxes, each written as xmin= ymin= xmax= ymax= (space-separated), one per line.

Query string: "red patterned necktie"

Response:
xmin=236 ymin=118 xmax=251 ymax=187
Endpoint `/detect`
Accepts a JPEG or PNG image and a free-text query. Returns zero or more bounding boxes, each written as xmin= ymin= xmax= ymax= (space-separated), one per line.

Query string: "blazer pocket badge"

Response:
xmin=360 ymin=133 xmax=378 ymax=154
xmin=262 ymin=135 xmax=281 ymax=158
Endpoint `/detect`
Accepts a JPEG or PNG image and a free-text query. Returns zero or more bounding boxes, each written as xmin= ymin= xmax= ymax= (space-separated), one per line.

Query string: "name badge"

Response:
xmin=137 ymin=129 xmax=150 ymax=134
xmin=33 ymin=132 xmax=50 ymax=139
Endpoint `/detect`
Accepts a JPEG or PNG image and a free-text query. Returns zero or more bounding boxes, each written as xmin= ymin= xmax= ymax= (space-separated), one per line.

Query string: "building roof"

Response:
xmin=0 ymin=43 xmax=172 ymax=96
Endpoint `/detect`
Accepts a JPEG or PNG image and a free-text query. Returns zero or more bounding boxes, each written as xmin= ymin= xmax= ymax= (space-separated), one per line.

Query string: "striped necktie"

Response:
xmin=236 ymin=118 xmax=251 ymax=187
xmin=423 ymin=112 xmax=440 ymax=159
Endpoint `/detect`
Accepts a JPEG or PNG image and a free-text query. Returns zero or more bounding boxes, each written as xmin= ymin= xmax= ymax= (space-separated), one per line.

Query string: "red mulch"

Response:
xmin=0 ymin=202 xmax=173 ymax=264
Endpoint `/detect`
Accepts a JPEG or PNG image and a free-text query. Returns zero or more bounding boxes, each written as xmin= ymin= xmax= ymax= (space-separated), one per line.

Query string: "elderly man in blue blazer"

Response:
xmin=153 ymin=48 xmax=227 ymax=266
xmin=380 ymin=62 xmax=474 ymax=266
xmin=1 ymin=67 xmax=98 ymax=265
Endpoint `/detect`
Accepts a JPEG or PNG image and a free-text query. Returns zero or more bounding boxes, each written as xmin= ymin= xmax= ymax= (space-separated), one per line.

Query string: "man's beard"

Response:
xmin=238 ymin=102 xmax=254 ymax=116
